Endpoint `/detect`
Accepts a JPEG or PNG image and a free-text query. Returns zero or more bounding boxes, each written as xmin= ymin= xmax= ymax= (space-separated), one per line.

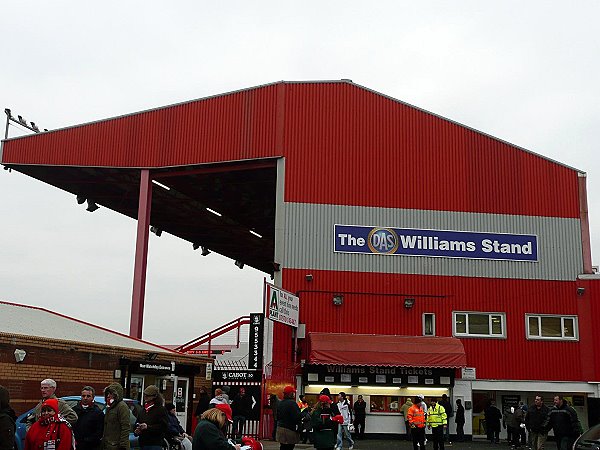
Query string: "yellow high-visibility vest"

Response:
xmin=427 ymin=404 xmax=447 ymax=427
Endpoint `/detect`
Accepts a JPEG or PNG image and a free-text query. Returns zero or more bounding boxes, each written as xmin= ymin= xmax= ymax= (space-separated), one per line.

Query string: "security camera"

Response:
xmin=14 ymin=349 xmax=26 ymax=363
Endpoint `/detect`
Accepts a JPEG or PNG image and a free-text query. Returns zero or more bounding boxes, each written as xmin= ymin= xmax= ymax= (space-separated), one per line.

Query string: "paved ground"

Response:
xmin=260 ymin=439 xmax=514 ymax=450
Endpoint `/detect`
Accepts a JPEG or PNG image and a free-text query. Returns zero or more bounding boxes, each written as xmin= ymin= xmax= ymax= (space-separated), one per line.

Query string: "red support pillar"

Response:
xmin=129 ymin=169 xmax=152 ymax=338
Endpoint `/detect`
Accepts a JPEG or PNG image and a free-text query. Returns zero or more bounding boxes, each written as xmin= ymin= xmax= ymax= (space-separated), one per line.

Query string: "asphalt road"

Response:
xmin=260 ymin=439 xmax=520 ymax=450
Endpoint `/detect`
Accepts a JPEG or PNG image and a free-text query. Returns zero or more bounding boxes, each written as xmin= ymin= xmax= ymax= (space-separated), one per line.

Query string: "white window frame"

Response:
xmin=525 ymin=314 xmax=579 ymax=341
xmin=453 ymin=311 xmax=506 ymax=338
xmin=422 ymin=313 xmax=436 ymax=336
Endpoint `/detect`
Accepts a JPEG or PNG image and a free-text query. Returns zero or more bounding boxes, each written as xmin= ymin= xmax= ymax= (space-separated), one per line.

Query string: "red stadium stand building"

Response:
xmin=2 ymin=80 xmax=599 ymax=438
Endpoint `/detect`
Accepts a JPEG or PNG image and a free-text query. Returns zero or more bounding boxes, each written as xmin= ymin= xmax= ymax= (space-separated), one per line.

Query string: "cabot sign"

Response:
xmin=213 ymin=370 xmax=260 ymax=381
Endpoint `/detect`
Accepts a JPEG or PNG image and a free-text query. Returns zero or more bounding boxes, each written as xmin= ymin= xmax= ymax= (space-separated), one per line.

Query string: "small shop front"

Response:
xmin=302 ymin=364 xmax=455 ymax=435
xmin=119 ymin=357 xmax=203 ymax=431
xmin=300 ymin=333 xmax=467 ymax=437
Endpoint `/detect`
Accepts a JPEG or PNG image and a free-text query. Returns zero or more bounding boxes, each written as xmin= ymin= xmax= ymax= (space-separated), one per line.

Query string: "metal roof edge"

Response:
xmin=0 ymin=300 xmax=181 ymax=354
xmin=3 ymin=79 xmax=584 ymax=175
xmin=1 ymin=80 xmax=351 ymax=144
xmin=3 ymin=155 xmax=282 ymax=171
xmin=345 ymin=81 xmax=585 ymax=174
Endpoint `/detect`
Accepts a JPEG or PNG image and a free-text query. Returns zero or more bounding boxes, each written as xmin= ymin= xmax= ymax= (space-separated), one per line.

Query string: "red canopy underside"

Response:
xmin=308 ymin=333 xmax=467 ymax=368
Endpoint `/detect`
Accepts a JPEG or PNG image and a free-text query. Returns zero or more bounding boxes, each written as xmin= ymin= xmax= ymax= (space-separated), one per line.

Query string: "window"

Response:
xmin=453 ymin=312 xmax=505 ymax=338
xmin=526 ymin=315 xmax=578 ymax=340
xmin=423 ymin=313 xmax=436 ymax=336
xmin=370 ymin=395 xmax=401 ymax=413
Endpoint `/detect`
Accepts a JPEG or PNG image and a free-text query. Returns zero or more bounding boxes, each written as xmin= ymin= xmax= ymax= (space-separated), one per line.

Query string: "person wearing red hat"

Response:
xmin=193 ymin=405 xmax=240 ymax=450
xmin=25 ymin=398 xmax=74 ymax=450
xmin=310 ymin=395 xmax=339 ymax=450
xmin=276 ymin=386 xmax=301 ymax=450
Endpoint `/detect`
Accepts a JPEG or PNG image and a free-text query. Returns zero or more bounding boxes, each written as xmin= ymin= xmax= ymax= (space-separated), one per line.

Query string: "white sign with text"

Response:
xmin=265 ymin=283 xmax=299 ymax=327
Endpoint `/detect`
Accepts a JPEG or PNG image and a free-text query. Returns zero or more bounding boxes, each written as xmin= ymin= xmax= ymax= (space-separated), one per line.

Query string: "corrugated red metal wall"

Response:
xmin=2 ymin=82 xmax=580 ymax=218
xmin=2 ymin=85 xmax=280 ymax=167
xmin=270 ymin=268 xmax=598 ymax=383
xmin=281 ymin=83 xmax=579 ymax=218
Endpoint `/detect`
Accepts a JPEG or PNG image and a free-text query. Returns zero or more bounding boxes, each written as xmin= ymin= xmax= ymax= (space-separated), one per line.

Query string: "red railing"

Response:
xmin=174 ymin=316 xmax=250 ymax=354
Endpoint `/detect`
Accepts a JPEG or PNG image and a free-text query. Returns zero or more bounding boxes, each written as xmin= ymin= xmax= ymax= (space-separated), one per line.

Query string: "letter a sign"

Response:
xmin=265 ymin=282 xmax=299 ymax=328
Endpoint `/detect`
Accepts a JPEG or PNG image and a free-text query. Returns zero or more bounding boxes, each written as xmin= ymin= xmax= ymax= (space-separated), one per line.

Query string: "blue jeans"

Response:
xmin=336 ymin=424 xmax=354 ymax=449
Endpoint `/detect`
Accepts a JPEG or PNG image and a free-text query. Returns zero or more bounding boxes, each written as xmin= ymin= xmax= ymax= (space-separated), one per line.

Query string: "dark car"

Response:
xmin=15 ymin=395 xmax=140 ymax=450
xmin=574 ymin=424 xmax=600 ymax=450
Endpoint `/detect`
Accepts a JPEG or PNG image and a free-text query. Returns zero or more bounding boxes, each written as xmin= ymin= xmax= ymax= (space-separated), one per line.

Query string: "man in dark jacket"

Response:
xmin=103 ymin=383 xmax=131 ymax=450
xmin=269 ymin=394 xmax=279 ymax=440
xmin=439 ymin=394 xmax=453 ymax=443
xmin=504 ymin=406 xmax=524 ymax=448
xmin=454 ymin=399 xmax=465 ymax=442
xmin=194 ymin=387 xmax=210 ymax=420
xmin=353 ymin=395 xmax=366 ymax=439
xmin=276 ymin=386 xmax=301 ymax=450
xmin=548 ymin=396 xmax=581 ymax=450
xmin=165 ymin=403 xmax=191 ymax=450
xmin=0 ymin=385 xmax=17 ymax=450
xmin=231 ymin=387 xmax=253 ymax=439
xmin=525 ymin=395 xmax=550 ymax=450
xmin=484 ymin=400 xmax=502 ymax=444
xmin=135 ymin=385 xmax=169 ymax=450
xmin=73 ymin=386 xmax=104 ymax=450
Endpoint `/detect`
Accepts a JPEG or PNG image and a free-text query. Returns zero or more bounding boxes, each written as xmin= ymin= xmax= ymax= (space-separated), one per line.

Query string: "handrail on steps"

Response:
xmin=174 ymin=316 xmax=250 ymax=354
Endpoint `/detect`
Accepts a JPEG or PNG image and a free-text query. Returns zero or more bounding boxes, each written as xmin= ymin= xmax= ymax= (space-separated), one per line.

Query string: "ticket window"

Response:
xmin=370 ymin=395 xmax=401 ymax=413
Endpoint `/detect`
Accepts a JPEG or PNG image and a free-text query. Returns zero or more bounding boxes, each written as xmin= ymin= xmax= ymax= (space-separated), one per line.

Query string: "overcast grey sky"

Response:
xmin=1 ymin=1 xmax=599 ymax=345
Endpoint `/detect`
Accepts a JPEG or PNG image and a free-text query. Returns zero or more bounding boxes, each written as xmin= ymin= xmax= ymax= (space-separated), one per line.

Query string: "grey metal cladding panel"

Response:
xmin=284 ymin=202 xmax=583 ymax=281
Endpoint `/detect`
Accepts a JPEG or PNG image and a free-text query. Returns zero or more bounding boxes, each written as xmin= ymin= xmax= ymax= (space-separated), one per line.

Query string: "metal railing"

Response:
xmin=174 ymin=316 xmax=250 ymax=355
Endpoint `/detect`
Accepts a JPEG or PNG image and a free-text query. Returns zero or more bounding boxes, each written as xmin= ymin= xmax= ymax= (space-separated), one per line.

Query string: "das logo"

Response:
xmin=367 ymin=227 xmax=399 ymax=254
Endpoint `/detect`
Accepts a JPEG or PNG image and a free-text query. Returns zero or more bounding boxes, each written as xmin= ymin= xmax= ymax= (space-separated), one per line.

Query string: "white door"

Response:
xmin=174 ymin=377 xmax=189 ymax=431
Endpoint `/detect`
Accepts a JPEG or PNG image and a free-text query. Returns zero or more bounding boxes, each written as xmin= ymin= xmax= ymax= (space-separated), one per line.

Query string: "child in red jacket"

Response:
xmin=25 ymin=398 xmax=74 ymax=450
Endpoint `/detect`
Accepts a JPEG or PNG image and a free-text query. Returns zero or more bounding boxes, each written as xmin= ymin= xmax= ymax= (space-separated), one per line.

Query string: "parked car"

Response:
xmin=573 ymin=423 xmax=600 ymax=450
xmin=15 ymin=395 xmax=140 ymax=450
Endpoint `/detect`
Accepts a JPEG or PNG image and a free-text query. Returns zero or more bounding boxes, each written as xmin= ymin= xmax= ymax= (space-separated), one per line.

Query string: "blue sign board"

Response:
xmin=334 ymin=224 xmax=538 ymax=262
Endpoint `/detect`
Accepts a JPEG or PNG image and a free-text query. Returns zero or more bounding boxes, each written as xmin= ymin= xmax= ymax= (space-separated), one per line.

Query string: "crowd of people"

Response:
xmin=0 ymin=380 xmax=260 ymax=450
xmin=483 ymin=395 xmax=583 ymax=450
xmin=267 ymin=390 xmax=463 ymax=450
xmin=269 ymin=386 xmax=354 ymax=450
xmin=0 ymin=381 xmax=589 ymax=450
xmin=266 ymin=390 xmax=585 ymax=450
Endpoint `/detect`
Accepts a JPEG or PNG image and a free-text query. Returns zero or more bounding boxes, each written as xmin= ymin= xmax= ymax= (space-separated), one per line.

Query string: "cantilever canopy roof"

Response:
xmin=307 ymin=333 xmax=467 ymax=368
xmin=0 ymin=160 xmax=279 ymax=274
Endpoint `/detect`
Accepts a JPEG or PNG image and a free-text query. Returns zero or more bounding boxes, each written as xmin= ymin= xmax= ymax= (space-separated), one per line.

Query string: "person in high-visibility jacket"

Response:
xmin=407 ymin=394 xmax=427 ymax=450
xmin=427 ymin=398 xmax=448 ymax=450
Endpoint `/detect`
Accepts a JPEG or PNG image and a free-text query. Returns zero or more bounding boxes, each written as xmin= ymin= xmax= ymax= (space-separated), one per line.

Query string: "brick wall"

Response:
xmin=0 ymin=333 xmax=210 ymax=415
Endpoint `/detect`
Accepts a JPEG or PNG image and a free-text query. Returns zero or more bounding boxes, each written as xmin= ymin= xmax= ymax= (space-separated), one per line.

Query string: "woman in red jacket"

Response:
xmin=25 ymin=398 xmax=74 ymax=450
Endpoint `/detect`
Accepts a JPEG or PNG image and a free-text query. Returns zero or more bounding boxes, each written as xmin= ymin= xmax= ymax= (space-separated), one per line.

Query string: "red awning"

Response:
xmin=307 ymin=333 xmax=467 ymax=368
